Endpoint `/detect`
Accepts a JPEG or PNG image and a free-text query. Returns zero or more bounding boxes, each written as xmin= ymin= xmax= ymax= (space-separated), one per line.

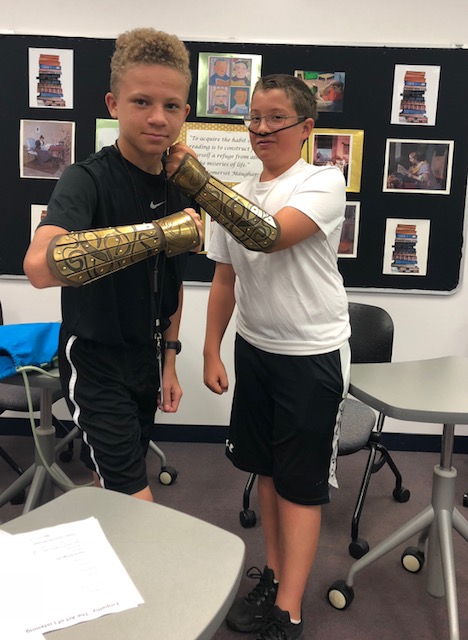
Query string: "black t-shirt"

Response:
xmin=41 ymin=145 xmax=197 ymax=346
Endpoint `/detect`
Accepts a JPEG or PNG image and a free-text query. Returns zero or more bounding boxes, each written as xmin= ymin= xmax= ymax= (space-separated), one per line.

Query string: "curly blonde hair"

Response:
xmin=110 ymin=28 xmax=191 ymax=95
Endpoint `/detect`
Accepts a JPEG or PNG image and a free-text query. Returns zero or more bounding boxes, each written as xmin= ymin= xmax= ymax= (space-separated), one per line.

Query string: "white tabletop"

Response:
xmin=349 ymin=356 xmax=468 ymax=424
xmin=1 ymin=487 xmax=245 ymax=640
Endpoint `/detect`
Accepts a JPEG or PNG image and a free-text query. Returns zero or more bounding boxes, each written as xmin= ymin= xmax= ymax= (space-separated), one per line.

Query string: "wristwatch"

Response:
xmin=164 ymin=340 xmax=182 ymax=355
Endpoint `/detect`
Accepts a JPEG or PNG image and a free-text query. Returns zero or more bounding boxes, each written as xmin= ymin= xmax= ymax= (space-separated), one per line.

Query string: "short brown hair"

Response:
xmin=253 ymin=74 xmax=318 ymax=121
xmin=110 ymin=27 xmax=191 ymax=95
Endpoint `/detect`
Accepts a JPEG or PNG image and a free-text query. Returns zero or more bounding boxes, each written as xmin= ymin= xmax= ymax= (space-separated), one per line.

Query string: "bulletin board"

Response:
xmin=1 ymin=34 xmax=467 ymax=292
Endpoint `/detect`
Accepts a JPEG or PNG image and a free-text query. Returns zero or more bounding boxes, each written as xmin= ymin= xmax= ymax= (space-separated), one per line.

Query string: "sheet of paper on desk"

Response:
xmin=0 ymin=517 xmax=144 ymax=639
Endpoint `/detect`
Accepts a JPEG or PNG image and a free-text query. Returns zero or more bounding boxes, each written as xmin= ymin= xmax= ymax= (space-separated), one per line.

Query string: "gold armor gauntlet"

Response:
xmin=47 ymin=210 xmax=199 ymax=287
xmin=168 ymin=154 xmax=280 ymax=252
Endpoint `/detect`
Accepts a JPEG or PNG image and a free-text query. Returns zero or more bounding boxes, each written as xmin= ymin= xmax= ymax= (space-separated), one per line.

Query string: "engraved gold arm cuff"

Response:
xmin=157 ymin=210 xmax=200 ymax=256
xmin=168 ymin=154 xmax=280 ymax=252
xmin=47 ymin=211 xmax=199 ymax=287
xmin=47 ymin=221 xmax=166 ymax=287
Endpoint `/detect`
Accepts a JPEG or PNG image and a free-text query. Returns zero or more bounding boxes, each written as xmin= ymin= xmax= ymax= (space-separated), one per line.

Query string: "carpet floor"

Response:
xmin=1 ymin=436 xmax=467 ymax=640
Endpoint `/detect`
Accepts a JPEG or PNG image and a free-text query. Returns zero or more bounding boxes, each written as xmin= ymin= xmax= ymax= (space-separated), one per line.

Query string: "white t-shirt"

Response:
xmin=207 ymin=158 xmax=350 ymax=355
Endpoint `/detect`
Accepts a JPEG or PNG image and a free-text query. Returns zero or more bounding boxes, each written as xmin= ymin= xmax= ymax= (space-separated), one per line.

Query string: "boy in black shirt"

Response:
xmin=24 ymin=28 xmax=203 ymax=501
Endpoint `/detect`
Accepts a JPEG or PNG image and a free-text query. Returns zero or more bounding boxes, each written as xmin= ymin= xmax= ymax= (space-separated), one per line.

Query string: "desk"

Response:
xmin=328 ymin=356 xmax=468 ymax=640
xmin=0 ymin=368 xmax=78 ymax=513
xmin=1 ymin=487 xmax=245 ymax=639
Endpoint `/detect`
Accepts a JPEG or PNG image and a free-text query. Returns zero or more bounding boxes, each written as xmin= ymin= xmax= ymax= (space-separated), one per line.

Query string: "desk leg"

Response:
xmin=436 ymin=508 xmax=459 ymax=640
xmin=427 ymin=465 xmax=456 ymax=597
xmin=330 ymin=422 xmax=467 ymax=640
xmin=424 ymin=432 xmax=468 ymax=640
xmin=453 ymin=509 xmax=468 ymax=541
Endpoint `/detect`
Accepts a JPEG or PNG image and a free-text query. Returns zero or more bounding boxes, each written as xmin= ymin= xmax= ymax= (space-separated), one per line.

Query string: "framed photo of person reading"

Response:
xmin=19 ymin=119 xmax=75 ymax=180
xmin=197 ymin=52 xmax=262 ymax=119
xmin=383 ymin=138 xmax=454 ymax=194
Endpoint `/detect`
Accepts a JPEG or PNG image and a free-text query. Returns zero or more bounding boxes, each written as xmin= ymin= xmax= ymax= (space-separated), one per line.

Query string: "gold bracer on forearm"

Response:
xmin=47 ymin=210 xmax=199 ymax=287
xmin=168 ymin=154 xmax=280 ymax=252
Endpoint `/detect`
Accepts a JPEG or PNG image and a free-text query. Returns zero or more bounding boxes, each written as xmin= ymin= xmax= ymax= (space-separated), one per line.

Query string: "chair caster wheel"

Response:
xmin=59 ymin=450 xmax=73 ymax=463
xmin=239 ymin=509 xmax=257 ymax=528
xmin=393 ymin=486 xmax=410 ymax=503
xmin=10 ymin=490 xmax=26 ymax=505
xmin=327 ymin=580 xmax=354 ymax=610
xmin=348 ymin=538 xmax=369 ymax=559
xmin=401 ymin=546 xmax=425 ymax=573
xmin=159 ymin=466 xmax=178 ymax=485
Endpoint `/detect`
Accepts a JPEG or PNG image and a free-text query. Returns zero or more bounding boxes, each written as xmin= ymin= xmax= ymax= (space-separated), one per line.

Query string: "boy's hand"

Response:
xmin=165 ymin=143 xmax=198 ymax=178
xmin=183 ymin=207 xmax=204 ymax=252
xmin=157 ymin=365 xmax=183 ymax=413
xmin=204 ymin=354 xmax=229 ymax=395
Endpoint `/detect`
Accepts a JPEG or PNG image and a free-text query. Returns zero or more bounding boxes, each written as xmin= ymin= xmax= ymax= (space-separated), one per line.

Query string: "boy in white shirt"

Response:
xmin=166 ymin=73 xmax=350 ymax=640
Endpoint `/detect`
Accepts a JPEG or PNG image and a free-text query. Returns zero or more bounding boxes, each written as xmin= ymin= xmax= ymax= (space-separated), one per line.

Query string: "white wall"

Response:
xmin=2 ymin=1 xmax=467 ymax=48
xmin=1 ymin=1 xmax=467 ymax=437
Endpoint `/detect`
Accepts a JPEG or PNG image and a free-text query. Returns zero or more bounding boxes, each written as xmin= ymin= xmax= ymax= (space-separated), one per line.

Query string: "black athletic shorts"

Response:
xmin=58 ymin=326 xmax=159 ymax=495
xmin=226 ymin=334 xmax=350 ymax=506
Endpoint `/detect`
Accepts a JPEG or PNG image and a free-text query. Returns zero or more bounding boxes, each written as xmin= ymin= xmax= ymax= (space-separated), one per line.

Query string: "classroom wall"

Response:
xmin=1 ymin=1 xmax=467 ymax=437
xmin=2 ymin=0 xmax=467 ymax=47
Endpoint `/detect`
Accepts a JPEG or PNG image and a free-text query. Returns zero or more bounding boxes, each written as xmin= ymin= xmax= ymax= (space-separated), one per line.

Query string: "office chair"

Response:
xmin=0 ymin=302 xmax=77 ymax=507
xmin=0 ymin=308 xmax=176 ymax=511
xmin=239 ymin=302 xmax=410 ymax=559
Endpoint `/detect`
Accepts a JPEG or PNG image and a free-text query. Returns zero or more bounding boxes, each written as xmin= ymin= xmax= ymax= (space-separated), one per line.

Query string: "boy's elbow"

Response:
xmin=24 ymin=225 xmax=69 ymax=288
xmin=26 ymin=276 xmax=51 ymax=289
xmin=23 ymin=267 xmax=45 ymax=289
xmin=23 ymin=255 xmax=54 ymax=289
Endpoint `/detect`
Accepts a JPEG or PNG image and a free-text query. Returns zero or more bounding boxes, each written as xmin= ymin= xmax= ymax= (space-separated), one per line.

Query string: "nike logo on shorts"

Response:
xmin=150 ymin=201 xmax=165 ymax=210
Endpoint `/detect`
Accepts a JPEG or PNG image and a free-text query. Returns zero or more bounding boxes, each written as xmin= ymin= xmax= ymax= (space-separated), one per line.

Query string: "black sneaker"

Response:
xmin=226 ymin=565 xmax=278 ymax=632
xmin=256 ymin=605 xmax=304 ymax=640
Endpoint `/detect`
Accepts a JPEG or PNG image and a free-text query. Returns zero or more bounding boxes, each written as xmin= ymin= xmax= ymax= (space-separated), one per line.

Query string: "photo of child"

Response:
xmin=197 ymin=52 xmax=262 ymax=119
xmin=230 ymin=87 xmax=249 ymax=114
xmin=208 ymin=86 xmax=229 ymax=114
xmin=209 ymin=57 xmax=231 ymax=85
xmin=230 ymin=59 xmax=251 ymax=86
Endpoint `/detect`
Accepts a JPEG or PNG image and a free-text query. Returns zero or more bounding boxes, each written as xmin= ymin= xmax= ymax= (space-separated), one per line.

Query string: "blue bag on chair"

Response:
xmin=0 ymin=323 xmax=61 ymax=380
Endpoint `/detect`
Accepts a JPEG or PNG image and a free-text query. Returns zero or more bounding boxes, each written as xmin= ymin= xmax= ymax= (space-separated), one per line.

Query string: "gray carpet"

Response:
xmin=0 ymin=435 xmax=467 ymax=640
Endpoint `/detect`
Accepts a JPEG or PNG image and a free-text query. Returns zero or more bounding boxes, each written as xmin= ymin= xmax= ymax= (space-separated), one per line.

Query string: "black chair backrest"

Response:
xmin=348 ymin=302 xmax=394 ymax=365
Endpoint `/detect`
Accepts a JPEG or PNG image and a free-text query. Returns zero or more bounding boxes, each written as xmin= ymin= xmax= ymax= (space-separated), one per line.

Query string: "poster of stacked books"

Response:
xmin=383 ymin=219 xmax=430 ymax=276
xmin=28 ymin=48 xmax=74 ymax=109
xmin=391 ymin=223 xmax=419 ymax=273
xmin=390 ymin=64 xmax=440 ymax=126
xmin=398 ymin=70 xmax=428 ymax=124
xmin=37 ymin=53 xmax=66 ymax=107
